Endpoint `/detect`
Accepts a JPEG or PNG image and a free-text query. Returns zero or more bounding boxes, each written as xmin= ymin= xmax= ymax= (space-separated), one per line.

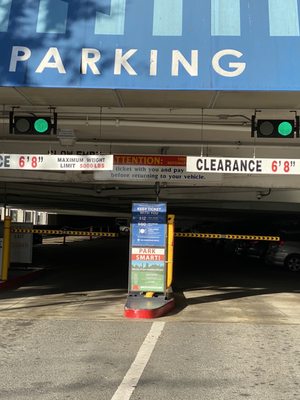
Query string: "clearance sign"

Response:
xmin=187 ymin=157 xmax=300 ymax=175
xmin=0 ymin=154 xmax=113 ymax=171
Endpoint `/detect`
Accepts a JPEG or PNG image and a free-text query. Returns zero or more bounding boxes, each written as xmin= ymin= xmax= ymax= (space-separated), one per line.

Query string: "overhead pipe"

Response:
xmin=0 ymin=137 xmax=299 ymax=148
xmin=0 ymin=117 xmax=250 ymax=131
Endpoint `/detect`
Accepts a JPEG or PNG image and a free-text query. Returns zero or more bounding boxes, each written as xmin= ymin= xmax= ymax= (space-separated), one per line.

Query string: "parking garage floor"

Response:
xmin=0 ymin=237 xmax=299 ymax=323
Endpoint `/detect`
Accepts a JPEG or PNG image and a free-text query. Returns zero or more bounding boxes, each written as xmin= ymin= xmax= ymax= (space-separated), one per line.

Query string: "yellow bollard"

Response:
xmin=167 ymin=214 xmax=175 ymax=289
xmin=145 ymin=292 xmax=155 ymax=298
xmin=1 ymin=216 xmax=11 ymax=281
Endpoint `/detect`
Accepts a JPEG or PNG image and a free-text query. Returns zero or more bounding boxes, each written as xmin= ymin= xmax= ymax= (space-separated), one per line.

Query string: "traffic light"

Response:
xmin=9 ymin=112 xmax=57 ymax=135
xmin=251 ymin=116 xmax=299 ymax=138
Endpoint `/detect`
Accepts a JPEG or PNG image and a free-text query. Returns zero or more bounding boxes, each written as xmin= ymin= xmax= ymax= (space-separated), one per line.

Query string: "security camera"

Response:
xmin=256 ymin=193 xmax=262 ymax=200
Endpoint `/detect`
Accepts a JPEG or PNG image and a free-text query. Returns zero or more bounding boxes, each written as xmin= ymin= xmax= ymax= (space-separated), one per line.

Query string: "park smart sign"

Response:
xmin=129 ymin=203 xmax=167 ymax=293
xmin=1 ymin=1 xmax=300 ymax=90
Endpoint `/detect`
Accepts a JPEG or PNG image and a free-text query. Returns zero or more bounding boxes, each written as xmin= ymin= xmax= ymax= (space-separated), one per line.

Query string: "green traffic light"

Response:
xmin=34 ymin=118 xmax=49 ymax=133
xmin=278 ymin=121 xmax=293 ymax=137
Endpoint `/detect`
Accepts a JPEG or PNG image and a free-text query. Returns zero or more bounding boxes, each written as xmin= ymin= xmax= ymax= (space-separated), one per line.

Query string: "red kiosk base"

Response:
xmin=124 ymin=293 xmax=175 ymax=319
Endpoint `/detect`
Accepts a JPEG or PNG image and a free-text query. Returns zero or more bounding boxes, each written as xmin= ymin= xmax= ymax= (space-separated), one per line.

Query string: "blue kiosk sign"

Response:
xmin=129 ymin=203 xmax=167 ymax=293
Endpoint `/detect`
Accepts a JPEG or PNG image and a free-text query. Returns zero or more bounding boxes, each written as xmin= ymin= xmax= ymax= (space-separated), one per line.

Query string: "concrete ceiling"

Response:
xmin=2 ymin=87 xmax=300 ymax=109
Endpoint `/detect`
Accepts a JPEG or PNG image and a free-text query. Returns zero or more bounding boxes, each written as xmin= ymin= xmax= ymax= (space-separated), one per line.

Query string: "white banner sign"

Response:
xmin=187 ymin=156 xmax=300 ymax=175
xmin=94 ymin=154 xmax=222 ymax=185
xmin=0 ymin=154 xmax=113 ymax=171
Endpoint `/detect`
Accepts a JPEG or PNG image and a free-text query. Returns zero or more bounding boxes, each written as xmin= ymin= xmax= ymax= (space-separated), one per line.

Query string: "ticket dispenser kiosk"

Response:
xmin=124 ymin=202 xmax=175 ymax=318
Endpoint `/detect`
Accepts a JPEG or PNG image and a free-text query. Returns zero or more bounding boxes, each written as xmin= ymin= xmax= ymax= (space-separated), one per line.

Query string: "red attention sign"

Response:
xmin=114 ymin=155 xmax=186 ymax=167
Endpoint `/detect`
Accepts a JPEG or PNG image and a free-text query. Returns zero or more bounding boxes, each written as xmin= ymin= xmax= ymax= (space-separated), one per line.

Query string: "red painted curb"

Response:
xmin=0 ymin=269 xmax=44 ymax=291
xmin=124 ymin=297 xmax=175 ymax=319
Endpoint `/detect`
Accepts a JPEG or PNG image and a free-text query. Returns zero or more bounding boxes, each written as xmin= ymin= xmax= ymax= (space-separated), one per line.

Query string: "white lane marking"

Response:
xmin=111 ymin=321 xmax=165 ymax=400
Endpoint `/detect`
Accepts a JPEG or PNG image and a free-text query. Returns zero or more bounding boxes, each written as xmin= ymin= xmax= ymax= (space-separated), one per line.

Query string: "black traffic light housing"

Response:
xmin=9 ymin=111 xmax=57 ymax=135
xmin=251 ymin=115 xmax=300 ymax=138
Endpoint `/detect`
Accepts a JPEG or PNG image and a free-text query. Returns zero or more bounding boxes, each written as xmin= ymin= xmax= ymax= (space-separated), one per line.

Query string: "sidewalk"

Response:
xmin=0 ymin=266 xmax=45 ymax=291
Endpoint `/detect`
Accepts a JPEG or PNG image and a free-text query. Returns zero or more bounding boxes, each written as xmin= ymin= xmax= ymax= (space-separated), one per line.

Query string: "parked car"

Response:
xmin=119 ymin=225 xmax=130 ymax=233
xmin=115 ymin=218 xmax=130 ymax=235
xmin=265 ymin=240 xmax=300 ymax=272
xmin=235 ymin=240 xmax=269 ymax=259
